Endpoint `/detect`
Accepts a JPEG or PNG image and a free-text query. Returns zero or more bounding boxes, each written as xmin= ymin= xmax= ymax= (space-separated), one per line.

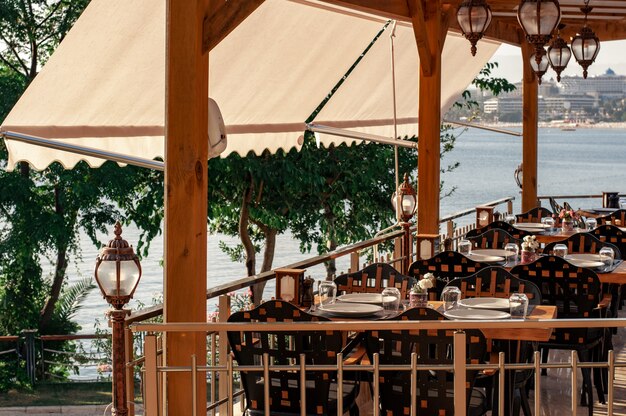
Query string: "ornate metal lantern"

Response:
xmin=94 ymin=221 xmax=142 ymax=310
xmin=391 ymin=173 xmax=417 ymax=223
xmin=530 ymin=51 xmax=550 ymax=84
xmin=517 ymin=0 xmax=561 ymax=63
xmin=456 ymin=0 xmax=493 ymax=56
xmin=571 ymin=2 xmax=600 ymax=79
xmin=547 ymin=33 xmax=571 ymax=82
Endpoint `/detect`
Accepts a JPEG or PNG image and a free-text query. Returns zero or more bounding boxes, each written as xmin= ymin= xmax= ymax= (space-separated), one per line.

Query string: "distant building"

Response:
xmin=559 ymin=68 xmax=626 ymax=98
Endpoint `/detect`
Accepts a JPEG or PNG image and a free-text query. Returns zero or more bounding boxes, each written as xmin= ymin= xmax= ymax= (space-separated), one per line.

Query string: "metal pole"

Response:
xmin=305 ymin=124 xmax=418 ymax=149
xmin=1 ymin=131 xmax=165 ymax=171
xmin=389 ymin=20 xmax=399 ymax=192
xmin=403 ymin=222 xmax=411 ymax=274
xmin=110 ymin=309 xmax=130 ymax=416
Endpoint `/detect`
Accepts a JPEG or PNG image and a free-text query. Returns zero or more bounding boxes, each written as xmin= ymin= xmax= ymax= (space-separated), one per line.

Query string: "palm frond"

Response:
xmin=56 ymin=277 xmax=96 ymax=321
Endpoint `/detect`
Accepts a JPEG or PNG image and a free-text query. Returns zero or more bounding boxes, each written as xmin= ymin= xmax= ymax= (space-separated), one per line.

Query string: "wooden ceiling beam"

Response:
xmin=202 ymin=0 xmax=266 ymax=52
xmin=317 ymin=0 xmax=411 ymax=20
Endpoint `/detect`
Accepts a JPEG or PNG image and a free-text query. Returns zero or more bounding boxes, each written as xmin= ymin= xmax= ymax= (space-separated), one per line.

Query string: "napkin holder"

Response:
xmin=275 ymin=268 xmax=305 ymax=305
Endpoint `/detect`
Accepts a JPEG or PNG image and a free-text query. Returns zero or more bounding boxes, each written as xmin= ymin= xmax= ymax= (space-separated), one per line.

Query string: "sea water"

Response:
xmin=63 ymin=127 xmax=626 ymax=332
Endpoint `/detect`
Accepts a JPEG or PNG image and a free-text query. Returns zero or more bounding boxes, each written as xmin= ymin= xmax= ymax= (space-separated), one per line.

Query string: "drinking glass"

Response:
xmin=599 ymin=247 xmax=615 ymax=271
xmin=553 ymin=244 xmax=568 ymax=258
xmin=381 ymin=287 xmax=401 ymax=316
xmin=541 ymin=216 xmax=555 ymax=231
xmin=505 ymin=214 xmax=516 ymax=225
xmin=585 ymin=218 xmax=597 ymax=231
xmin=458 ymin=239 xmax=472 ymax=256
xmin=317 ymin=281 xmax=337 ymax=309
xmin=509 ymin=293 xmax=529 ymax=319
xmin=504 ymin=243 xmax=519 ymax=266
xmin=441 ymin=286 xmax=461 ymax=311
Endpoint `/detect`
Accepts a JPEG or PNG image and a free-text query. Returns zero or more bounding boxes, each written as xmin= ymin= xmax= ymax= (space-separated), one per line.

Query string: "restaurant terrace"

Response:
xmin=3 ymin=0 xmax=626 ymax=415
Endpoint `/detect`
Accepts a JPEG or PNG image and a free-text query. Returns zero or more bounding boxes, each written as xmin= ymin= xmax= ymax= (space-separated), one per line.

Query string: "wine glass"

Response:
xmin=585 ymin=218 xmax=597 ymax=231
xmin=509 ymin=293 xmax=529 ymax=319
xmin=599 ymin=247 xmax=615 ymax=272
xmin=541 ymin=216 xmax=555 ymax=231
xmin=381 ymin=287 xmax=401 ymax=316
xmin=504 ymin=243 xmax=519 ymax=266
xmin=441 ymin=286 xmax=461 ymax=311
xmin=553 ymin=244 xmax=568 ymax=258
xmin=318 ymin=281 xmax=337 ymax=309
xmin=458 ymin=239 xmax=472 ymax=256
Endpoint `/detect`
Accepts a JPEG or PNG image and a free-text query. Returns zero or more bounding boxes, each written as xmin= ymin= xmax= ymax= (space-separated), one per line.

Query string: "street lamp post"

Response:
xmin=391 ymin=173 xmax=417 ymax=273
xmin=94 ymin=221 xmax=142 ymax=416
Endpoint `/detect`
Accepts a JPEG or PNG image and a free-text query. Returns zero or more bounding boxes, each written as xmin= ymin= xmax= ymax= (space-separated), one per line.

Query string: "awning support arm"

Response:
xmin=1 ymin=131 xmax=165 ymax=171
xmin=306 ymin=123 xmax=418 ymax=150
xmin=442 ymin=119 xmax=522 ymax=137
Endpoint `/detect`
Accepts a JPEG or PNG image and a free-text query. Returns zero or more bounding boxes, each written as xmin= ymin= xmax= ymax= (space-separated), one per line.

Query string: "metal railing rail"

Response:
xmin=134 ymin=317 xmax=626 ymax=416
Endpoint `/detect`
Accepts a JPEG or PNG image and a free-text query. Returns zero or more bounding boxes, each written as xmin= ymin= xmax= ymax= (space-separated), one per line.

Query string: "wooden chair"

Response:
xmin=592 ymin=224 xmax=626 ymax=313
xmin=365 ymin=307 xmax=488 ymax=416
xmin=408 ymin=251 xmax=486 ymax=300
xmin=465 ymin=220 xmax=531 ymax=240
xmin=543 ymin=232 xmax=622 ymax=259
xmin=333 ymin=263 xmax=416 ymax=300
xmin=514 ymin=206 xmax=553 ymax=224
xmin=510 ymin=256 xmax=609 ymax=415
xmin=227 ymin=300 xmax=360 ymax=416
xmin=597 ymin=209 xmax=626 ymax=227
xmin=445 ymin=267 xmax=541 ymax=416
xmin=466 ymin=229 xmax=522 ymax=250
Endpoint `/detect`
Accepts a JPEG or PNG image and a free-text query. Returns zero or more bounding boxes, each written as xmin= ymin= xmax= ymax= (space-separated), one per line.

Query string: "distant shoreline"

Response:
xmin=481 ymin=122 xmax=626 ymax=129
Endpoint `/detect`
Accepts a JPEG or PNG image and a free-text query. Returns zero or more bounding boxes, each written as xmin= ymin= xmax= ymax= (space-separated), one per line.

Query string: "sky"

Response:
xmin=488 ymin=40 xmax=626 ymax=83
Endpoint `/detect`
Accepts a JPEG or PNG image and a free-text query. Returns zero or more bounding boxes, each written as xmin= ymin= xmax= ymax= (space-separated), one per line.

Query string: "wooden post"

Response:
xmin=411 ymin=0 xmax=448 ymax=236
xmin=124 ymin=324 xmax=135 ymax=416
xmin=164 ymin=0 xmax=209 ymax=414
xmin=521 ymin=42 xmax=538 ymax=212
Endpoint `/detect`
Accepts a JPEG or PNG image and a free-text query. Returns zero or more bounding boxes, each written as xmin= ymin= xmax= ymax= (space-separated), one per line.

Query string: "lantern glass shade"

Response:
xmin=96 ymin=260 xmax=141 ymax=298
xmin=530 ymin=52 xmax=549 ymax=72
xmin=517 ymin=0 xmax=561 ymax=36
xmin=548 ymin=36 xmax=571 ymax=81
xmin=571 ymin=30 xmax=600 ymax=63
xmin=391 ymin=173 xmax=417 ymax=222
xmin=457 ymin=0 xmax=492 ymax=56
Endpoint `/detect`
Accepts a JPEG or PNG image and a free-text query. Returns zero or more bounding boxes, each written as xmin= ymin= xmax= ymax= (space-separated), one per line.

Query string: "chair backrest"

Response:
xmin=510 ymin=256 xmax=603 ymax=344
xmin=515 ymin=206 xmax=553 ymax=224
xmin=407 ymin=251 xmax=486 ymax=300
xmin=333 ymin=263 xmax=416 ymax=299
xmin=591 ymin=224 xmax=626 ymax=261
xmin=465 ymin=220 xmax=531 ymax=240
xmin=227 ymin=300 xmax=342 ymax=415
xmin=445 ymin=266 xmax=541 ymax=304
xmin=549 ymin=197 xmax=564 ymax=216
xmin=366 ymin=307 xmax=486 ymax=416
xmin=543 ymin=231 xmax=622 ymax=259
xmin=597 ymin=209 xmax=626 ymax=227
xmin=466 ymin=228 xmax=521 ymax=249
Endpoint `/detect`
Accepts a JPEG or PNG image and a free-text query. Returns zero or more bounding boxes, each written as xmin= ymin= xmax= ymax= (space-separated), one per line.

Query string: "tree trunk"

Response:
xmin=239 ymin=173 xmax=256 ymax=276
xmin=250 ymin=226 xmax=277 ymax=305
xmin=323 ymin=202 xmax=337 ymax=279
xmin=39 ymin=185 xmax=68 ymax=331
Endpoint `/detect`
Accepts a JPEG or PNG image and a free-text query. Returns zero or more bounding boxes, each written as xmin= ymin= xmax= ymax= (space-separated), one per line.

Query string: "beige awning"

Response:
xmin=0 ymin=0 xmax=499 ymax=170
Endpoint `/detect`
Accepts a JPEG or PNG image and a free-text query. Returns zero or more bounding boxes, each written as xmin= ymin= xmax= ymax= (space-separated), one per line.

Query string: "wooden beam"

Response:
xmin=417 ymin=0 xmax=449 ymax=236
xmin=521 ymin=42 xmax=538 ymax=212
xmin=317 ymin=0 xmax=411 ymax=20
xmin=164 ymin=0 xmax=210 ymax=414
xmin=407 ymin=0 xmax=433 ymax=76
xmin=203 ymin=0 xmax=266 ymax=53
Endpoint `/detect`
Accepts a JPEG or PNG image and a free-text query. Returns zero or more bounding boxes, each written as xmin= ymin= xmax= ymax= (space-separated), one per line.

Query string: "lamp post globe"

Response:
xmin=94 ymin=221 xmax=142 ymax=309
xmin=391 ymin=173 xmax=417 ymax=223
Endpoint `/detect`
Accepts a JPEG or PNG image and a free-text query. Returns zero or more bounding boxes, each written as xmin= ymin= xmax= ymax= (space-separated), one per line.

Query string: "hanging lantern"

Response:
xmin=571 ymin=3 xmax=600 ymax=79
xmin=530 ymin=52 xmax=550 ymax=84
xmin=517 ymin=0 xmax=561 ymax=64
xmin=547 ymin=34 xmax=571 ymax=82
xmin=456 ymin=0 xmax=493 ymax=56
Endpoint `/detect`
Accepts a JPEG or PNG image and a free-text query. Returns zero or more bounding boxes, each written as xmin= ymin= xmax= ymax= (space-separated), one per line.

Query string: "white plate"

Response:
xmin=458 ymin=297 xmax=511 ymax=310
xmin=444 ymin=309 xmax=511 ymax=320
xmin=471 ymin=249 xmax=511 ymax=257
xmin=319 ymin=303 xmax=383 ymax=317
xmin=514 ymin=223 xmax=551 ymax=229
xmin=337 ymin=293 xmax=395 ymax=304
xmin=467 ymin=253 xmax=505 ymax=263
xmin=564 ymin=254 xmax=606 ymax=269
